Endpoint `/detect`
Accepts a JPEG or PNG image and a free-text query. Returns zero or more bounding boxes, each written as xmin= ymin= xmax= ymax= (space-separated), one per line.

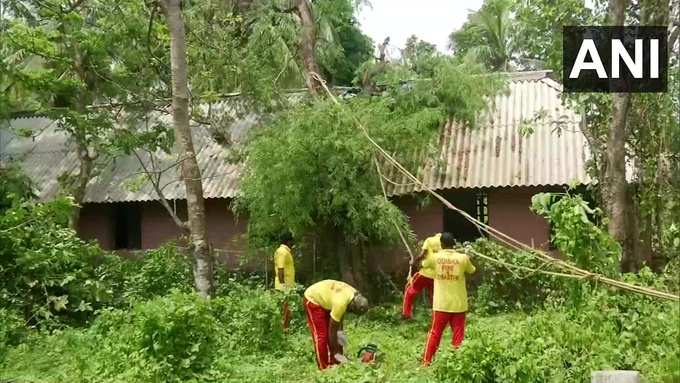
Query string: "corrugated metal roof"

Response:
xmin=384 ymin=71 xmax=591 ymax=195
xmin=1 ymin=71 xmax=590 ymax=203
xmin=1 ymin=114 xmax=245 ymax=203
xmin=83 ymin=123 xmax=242 ymax=203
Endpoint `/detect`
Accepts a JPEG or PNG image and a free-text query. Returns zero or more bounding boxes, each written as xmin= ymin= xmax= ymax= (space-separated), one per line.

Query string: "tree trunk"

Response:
xmin=70 ymin=141 xmax=94 ymax=229
xmin=607 ymin=92 xmax=632 ymax=271
xmin=295 ymin=0 xmax=322 ymax=94
xmin=605 ymin=0 xmax=634 ymax=272
xmin=161 ymin=0 xmax=214 ymax=297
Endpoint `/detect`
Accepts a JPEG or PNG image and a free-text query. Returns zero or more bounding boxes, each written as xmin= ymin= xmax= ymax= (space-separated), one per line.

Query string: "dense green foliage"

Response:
xmin=449 ymin=0 xmax=602 ymax=72
xmin=0 ymin=176 xmax=678 ymax=382
xmin=237 ymin=58 xmax=506 ymax=246
xmin=532 ymin=193 xmax=620 ymax=275
xmin=2 ymin=1 xmax=679 ymax=382
xmin=0 ymin=196 xmax=112 ymax=327
xmin=1 ymin=281 xmax=678 ymax=383
xmin=0 ymin=165 xmax=35 ymax=212
xmin=98 ymin=244 xmax=194 ymax=304
xmin=466 ymin=239 xmax=561 ymax=314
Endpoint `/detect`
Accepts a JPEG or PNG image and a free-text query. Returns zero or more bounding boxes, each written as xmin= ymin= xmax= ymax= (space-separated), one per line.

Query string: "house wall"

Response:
xmin=78 ymin=186 xmax=557 ymax=275
xmin=487 ymin=186 xmax=560 ymax=251
xmin=369 ymin=186 xmax=558 ymax=274
xmin=78 ymin=199 xmax=248 ymax=265
xmin=78 ymin=203 xmax=114 ymax=249
xmin=367 ymin=194 xmax=444 ymax=275
xmin=140 ymin=201 xmax=186 ymax=249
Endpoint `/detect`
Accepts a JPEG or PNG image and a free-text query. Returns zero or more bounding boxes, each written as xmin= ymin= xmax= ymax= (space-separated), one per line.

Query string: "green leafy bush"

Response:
xmin=87 ymin=291 xmax=220 ymax=382
xmin=467 ymin=238 xmax=562 ymax=314
xmin=0 ymin=165 xmax=35 ymax=213
xmin=432 ymin=290 xmax=679 ymax=383
xmin=0 ymin=308 xmax=25 ymax=360
xmin=531 ymin=193 xmax=620 ymax=275
xmin=0 ymin=197 xmax=114 ymax=327
xmin=119 ymin=244 xmax=193 ymax=301
xmin=210 ymin=283 xmax=292 ymax=353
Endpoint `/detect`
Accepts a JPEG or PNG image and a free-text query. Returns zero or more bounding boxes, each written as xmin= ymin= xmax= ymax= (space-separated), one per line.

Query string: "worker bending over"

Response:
xmin=422 ymin=232 xmax=476 ymax=366
xmin=402 ymin=233 xmax=441 ymax=319
xmin=303 ymin=280 xmax=369 ymax=369
xmin=274 ymin=233 xmax=295 ymax=330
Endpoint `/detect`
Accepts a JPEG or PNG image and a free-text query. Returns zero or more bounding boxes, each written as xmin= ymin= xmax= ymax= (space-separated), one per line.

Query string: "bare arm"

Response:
xmin=277 ymin=268 xmax=285 ymax=286
xmin=328 ymin=319 xmax=342 ymax=355
xmin=413 ymin=249 xmax=427 ymax=268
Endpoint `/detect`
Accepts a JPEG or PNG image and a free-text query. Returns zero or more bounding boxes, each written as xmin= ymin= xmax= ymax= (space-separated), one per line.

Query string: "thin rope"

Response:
xmin=373 ymin=156 xmax=415 ymax=281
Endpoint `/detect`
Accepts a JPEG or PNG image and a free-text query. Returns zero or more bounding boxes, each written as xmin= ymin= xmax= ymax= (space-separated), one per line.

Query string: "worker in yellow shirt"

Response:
xmin=401 ymin=233 xmax=441 ymax=319
xmin=303 ymin=280 xmax=369 ymax=369
xmin=273 ymin=233 xmax=295 ymax=330
xmin=421 ymin=232 xmax=476 ymax=366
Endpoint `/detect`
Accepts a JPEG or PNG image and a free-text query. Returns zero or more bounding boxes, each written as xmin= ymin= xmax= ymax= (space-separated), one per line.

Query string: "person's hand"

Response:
xmin=334 ymin=353 xmax=349 ymax=363
xmin=337 ymin=331 xmax=347 ymax=347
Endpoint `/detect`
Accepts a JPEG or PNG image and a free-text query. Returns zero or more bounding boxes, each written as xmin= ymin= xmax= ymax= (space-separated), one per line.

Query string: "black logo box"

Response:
xmin=563 ymin=26 xmax=668 ymax=93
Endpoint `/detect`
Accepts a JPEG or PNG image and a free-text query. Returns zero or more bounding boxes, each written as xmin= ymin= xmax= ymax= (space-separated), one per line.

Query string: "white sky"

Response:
xmin=358 ymin=0 xmax=484 ymax=55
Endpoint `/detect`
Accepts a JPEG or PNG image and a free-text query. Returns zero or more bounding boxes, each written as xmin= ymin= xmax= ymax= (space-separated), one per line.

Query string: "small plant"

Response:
xmin=531 ymin=193 xmax=620 ymax=275
xmin=89 ymin=291 xmax=220 ymax=382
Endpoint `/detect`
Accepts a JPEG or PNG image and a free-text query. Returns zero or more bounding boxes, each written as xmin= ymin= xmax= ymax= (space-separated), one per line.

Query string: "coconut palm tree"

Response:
xmin=449 ymin=0 xmax=514 ymax=71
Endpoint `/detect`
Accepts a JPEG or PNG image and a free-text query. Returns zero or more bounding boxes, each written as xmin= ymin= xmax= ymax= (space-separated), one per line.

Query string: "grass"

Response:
xmin=1 ymin=296 xmax=678 ymax=383
xmin=0 ymin=304 xmax=454 ymax=383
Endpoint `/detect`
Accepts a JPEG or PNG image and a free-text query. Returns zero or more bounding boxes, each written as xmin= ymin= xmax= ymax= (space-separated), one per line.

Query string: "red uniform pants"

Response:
xmin=422 ymin=311 xmax=466 ymax=365
xmin=303 ymin=297 xmax=342 ymax=370
xmin=402 ymin=272 xmax=434 ymax=318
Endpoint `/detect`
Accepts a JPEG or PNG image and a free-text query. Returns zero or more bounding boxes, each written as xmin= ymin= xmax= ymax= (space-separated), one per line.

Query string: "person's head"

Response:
xmin=440 ymin=232 xmax=455 ymax=249
xmin=348 ymin=292 xmax=369 ymax=315
xmin=279 ymin=231 xmax=293 ymax=246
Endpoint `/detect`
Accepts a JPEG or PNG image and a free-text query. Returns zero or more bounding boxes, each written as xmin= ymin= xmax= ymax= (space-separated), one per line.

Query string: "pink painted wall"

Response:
xmin=78 ymin=203 xmax=114 ymax=249
xmin=487 ymin=186 xmax=556 ymax=250
xmin=204 ymin=198 xmax=249 ymax=268
xmin=77 ymin=186 xmax=556 ymax=274
xmin=139 ymin=200 xmax=186 ymax=249
xmin=368 ymin=193 xmax=444 ymax=274
xmin=78 ymin=199 xmax=248 ymax=260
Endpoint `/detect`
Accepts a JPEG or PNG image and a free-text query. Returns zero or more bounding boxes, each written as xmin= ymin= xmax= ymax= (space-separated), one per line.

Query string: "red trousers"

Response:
xmin=422 ymin=311 xmax=466 ymax=365
xmin=402 ymin=272 xmax=434 ymax=318
xmin=303 ymin=298 xmax=342 ymax=369
xmin=282 ymin=301 xmax=291 ymax=330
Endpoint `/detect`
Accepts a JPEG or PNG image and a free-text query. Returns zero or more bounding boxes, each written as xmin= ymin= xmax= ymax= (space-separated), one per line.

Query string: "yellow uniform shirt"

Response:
xmin=422 ymin=249 xmax=476 ymax=313
xmin=419 ymin=233 xmax=442 ymax=279
xmin=274 ymin=244 xmax=295 ymax=291
xmin=304 ymin=280 xmax=357 ymax=322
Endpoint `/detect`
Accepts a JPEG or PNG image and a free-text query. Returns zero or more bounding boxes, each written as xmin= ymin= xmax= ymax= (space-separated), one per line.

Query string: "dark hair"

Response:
xmin=440 ymin=232 xmax=455 ymax=248
xmin=279 ymin=231 xmax=293 ymax=244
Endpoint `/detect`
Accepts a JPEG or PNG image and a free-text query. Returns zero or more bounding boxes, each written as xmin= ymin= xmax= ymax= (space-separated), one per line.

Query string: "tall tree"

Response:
xmin=605 ymin=0 xmax=632 ymax=271
xmin=513 ymin=0 xmax=598 ymax=72
xmin=0 ymin=0 xmax=160 ymax=228
xmin=238 ymin=56 xmax=507 ymax=293
xmin=159 ymin=0 xmax=213 ymax=297
xmin=402 ymin=35 xmax=439 ymax=75
xmin=295 ymin=0 xmax=322 ymax=93
xmin=449 ymin=0 xmax=514 ymax=71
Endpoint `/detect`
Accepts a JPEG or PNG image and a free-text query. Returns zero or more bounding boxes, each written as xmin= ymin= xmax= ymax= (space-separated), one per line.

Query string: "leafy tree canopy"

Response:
xmin=236 ymin=56 xmax=507 ymax=246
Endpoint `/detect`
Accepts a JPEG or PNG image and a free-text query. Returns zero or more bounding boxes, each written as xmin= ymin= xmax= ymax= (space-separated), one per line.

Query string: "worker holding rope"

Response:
xmin=422 ymin=232 xmax=476 ymax=366
xmin=402 ymin=233 xmax=440 ymax=320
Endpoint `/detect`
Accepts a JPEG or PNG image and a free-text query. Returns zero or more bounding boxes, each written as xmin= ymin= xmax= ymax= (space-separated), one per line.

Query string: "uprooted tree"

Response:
xmin=236 ymin=56 xmax=506 ymax=293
